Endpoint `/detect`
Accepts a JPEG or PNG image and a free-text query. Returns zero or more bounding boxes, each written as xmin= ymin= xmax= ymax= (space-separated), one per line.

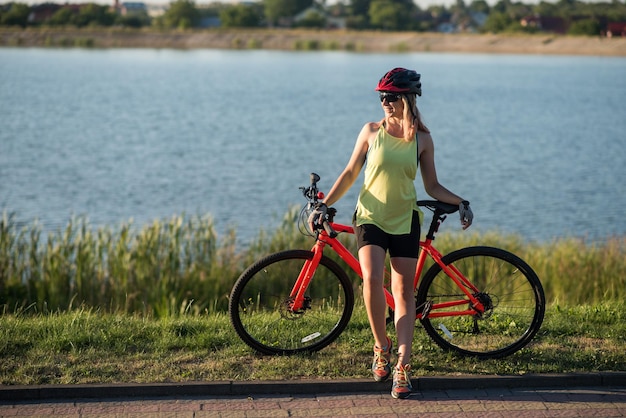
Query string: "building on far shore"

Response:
xmin=111 ymin=0 xmax=147 ymax=16
xmin=27 ymin=3 xmax=61 ymax=24
xmin=521 ymin=15 xmax=568 ymax=34
xmin=606 ymin=22 xmax=626 ymax=37
xmin=146 ymin=3 xmax=167 ymax=18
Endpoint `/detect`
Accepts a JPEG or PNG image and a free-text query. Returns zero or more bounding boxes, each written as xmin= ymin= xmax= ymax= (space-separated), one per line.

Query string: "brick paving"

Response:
xmin=1 ymin=385 xmax=625 ymax=418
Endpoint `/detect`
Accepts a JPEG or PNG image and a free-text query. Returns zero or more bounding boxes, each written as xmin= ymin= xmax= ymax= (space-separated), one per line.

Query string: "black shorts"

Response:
xmin=354 ymin=211 xmax=421 ymax=259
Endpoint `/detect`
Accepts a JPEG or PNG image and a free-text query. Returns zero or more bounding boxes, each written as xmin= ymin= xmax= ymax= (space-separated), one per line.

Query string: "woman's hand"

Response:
xmin=307 ymin=202 xmax=328 ymax=232
xmin=459 ymin=201 xmax=473 ymax=230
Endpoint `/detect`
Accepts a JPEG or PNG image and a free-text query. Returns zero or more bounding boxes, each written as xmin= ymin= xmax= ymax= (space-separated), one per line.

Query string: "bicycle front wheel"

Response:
xmin=228 ymin=250 xmax=354 ymax=355
xmin=417 ymin=246 xmax=545 ymax=359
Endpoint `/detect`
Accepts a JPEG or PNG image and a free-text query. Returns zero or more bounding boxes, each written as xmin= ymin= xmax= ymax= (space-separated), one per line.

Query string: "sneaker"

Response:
xmin=371 ymin=336 xmax=392 ymax=382
xmin=391 ymin=364 xmax=412 ymax=399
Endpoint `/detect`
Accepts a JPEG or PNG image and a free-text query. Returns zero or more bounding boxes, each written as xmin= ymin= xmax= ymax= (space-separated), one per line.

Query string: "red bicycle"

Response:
xmin=229 ymin=173 xmax=545 ymax=359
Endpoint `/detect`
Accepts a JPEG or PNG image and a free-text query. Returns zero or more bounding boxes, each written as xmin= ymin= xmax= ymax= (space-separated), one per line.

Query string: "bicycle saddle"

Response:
xmin=417 ymin=200 xmax=459 ymax=214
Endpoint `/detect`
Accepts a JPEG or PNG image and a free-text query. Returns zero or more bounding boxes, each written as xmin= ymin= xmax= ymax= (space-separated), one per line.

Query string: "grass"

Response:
xmin=0 ymin=302 xmax=624 ymax=385
xmin=1 ymin=209 xmax=625 ymax=385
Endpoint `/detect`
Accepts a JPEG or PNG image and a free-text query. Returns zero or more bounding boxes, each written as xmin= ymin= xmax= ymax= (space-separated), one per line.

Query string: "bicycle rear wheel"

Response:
xmin=229 ymin=249 xmax=354 ymax=355
xmin=417 ymin=246 xmax=545 ymax=359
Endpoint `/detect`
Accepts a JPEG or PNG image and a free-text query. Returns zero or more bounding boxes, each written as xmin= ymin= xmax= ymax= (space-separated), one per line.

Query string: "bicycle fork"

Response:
xmin=287 ymin=230 xmax=361 ymax=313
xmin=287 ymin=246 xmax=323 ymax=313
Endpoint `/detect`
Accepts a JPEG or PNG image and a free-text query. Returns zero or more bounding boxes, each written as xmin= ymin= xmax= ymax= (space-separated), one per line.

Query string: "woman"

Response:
xmin=309 ymin=67 xmax=473 ymax=399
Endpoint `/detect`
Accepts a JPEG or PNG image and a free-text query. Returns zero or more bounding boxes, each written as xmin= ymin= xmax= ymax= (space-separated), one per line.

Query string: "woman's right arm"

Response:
xmin=322 ymin=122 xmax=376 ymax=207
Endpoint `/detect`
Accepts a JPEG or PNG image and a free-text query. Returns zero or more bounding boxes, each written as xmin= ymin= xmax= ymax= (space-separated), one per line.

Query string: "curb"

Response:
xmin=2 ymin=372 xmax=625 ymax=402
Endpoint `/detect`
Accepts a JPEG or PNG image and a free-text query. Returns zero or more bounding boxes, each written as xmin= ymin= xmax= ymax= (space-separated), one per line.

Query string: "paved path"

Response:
xmin=1 ymin=373 xmax=625 ymax=417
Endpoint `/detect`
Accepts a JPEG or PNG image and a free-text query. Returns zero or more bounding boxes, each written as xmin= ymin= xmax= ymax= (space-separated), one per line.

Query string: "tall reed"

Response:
xmin=1 ymin=210 xmax=624 ymax=316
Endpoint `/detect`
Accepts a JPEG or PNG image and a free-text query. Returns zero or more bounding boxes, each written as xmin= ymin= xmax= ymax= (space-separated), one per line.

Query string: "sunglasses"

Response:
xmin=379 ymin=92 xmax=402 ymax=103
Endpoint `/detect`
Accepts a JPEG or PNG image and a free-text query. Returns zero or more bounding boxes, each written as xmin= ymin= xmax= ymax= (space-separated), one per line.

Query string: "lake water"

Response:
xmin=1 ymin=48 xmax=625 ymax=245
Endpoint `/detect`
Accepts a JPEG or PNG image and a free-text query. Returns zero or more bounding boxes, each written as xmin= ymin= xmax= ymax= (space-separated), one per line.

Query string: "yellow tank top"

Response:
xmin=355 ymin=125 xmax=421 ymax=234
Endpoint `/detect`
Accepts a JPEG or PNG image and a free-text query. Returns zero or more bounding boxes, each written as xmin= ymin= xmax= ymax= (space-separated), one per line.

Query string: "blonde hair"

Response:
xmin=402 ymin=94 xmax=429 ymax=141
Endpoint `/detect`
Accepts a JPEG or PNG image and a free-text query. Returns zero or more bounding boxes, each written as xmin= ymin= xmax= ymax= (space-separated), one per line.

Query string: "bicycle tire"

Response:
xmin=228 ymin=249 xmax=354 ymax=355
xmin=417 ymin=246 xmax=545 ymax=359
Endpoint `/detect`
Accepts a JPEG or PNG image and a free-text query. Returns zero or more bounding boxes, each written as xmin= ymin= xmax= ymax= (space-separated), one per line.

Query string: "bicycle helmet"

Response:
xmin=375 ymin=67 xmax=422 ymax=96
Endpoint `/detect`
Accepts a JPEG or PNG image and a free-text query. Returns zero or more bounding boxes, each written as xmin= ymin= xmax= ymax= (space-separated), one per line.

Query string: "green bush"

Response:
xmin=568 ymin=19 xmax=601 ymax=36
xmin=294 ymin=39 xmax=320 ymax=50
xmin=74 ymin=37 xmax=95 ymax=47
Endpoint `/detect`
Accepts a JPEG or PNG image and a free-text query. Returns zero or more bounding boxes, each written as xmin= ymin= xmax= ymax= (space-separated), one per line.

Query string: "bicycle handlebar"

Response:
xmin=300 ymin=173 xmax=338 ymax=238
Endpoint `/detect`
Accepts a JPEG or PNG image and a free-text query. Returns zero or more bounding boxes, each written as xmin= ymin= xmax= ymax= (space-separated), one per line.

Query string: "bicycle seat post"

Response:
xmin=425 ymin=210 xmax=446 ymax=241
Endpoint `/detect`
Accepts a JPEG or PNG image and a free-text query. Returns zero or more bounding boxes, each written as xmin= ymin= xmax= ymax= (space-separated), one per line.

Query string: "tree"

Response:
xmin=533 ymin=1 xmax=559 ymax=17
xmin=369 ymin=0 xmax=416 ymax=30
xmin=350 ymin=0 xmax=371 ymax=16
xmin=161 ymin=0 xmax=200 ymax=29
xmin=507 ymin=2 xmax=533 ymax=20
xmin=116 ymin=13 xmax=151 ymax=28
xmin=1 ymin=2 xmax=30 ymax=27
xmin=450 ymin=0 xmax=474 ymax=30
xmin=605 ymin=1 xmax=626 ymax=22
xmin=47 ymin=7 xmax=76 ymax=26
xmin=568 ymin=18 xmax=600 ymax=35
xmin=346 ymin=0 xmax=371 ymax=28
xmin=263 ymin=0 xmax=312 ymax=26
xmin=482 ymin=11 xmax=513 ymax=32
xmin=492 ymin=0 xmax=512 ymax=14
xmin=469 ymin=0 xmax=490 ymax=14
xmin=295 ymin=9 xmax=326 ymax=28
xmin=220 ymin=4 xmax=261 ymax=28
xmin=346 ymin=14 xmax=368 ymax=29
xmin=451 ymin=0 xmax=467 ymax=14
xmin=73 ymin=3 xmax=115 ymax=27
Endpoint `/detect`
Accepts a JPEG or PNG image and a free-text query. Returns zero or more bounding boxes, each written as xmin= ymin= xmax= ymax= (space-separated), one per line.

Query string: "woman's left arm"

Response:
xmin=418 ymin=132 xmax=473 ymax=229
xmin=418 ymin=132 xmax=463 ymax=203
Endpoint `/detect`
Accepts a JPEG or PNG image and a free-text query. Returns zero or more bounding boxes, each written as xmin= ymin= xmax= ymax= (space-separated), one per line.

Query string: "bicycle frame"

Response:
xmin=288 ymin=221 xmax=487 ymax=319
xmin=231 ymin=175 xmax=544 ymax=357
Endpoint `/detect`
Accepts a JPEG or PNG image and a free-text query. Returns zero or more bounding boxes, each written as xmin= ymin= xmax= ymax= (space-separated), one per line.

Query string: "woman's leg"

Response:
xmin=358 ymin=244 xmax=388 ymax=349
xmin=390 ymin=256 xmax=418 ymax=366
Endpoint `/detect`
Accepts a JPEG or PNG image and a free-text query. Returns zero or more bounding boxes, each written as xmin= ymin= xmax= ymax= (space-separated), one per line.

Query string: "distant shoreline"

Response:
xmin=2 ymin=28 xmax=626 ymax=56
